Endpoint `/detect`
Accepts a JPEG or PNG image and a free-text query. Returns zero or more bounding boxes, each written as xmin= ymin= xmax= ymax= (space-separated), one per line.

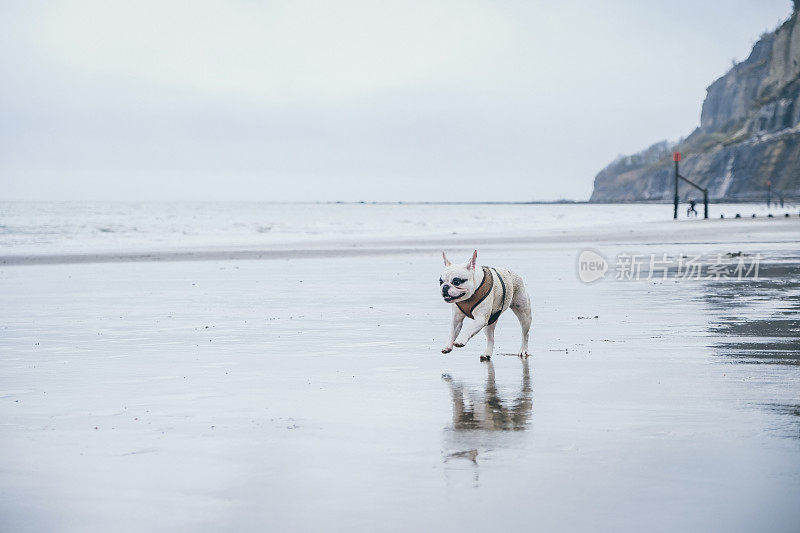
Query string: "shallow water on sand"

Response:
xmin=1 ymin=242 xmax=798 ymax=532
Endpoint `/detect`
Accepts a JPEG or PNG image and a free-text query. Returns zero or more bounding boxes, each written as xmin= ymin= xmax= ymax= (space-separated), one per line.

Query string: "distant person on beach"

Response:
xmin=687 ymin=200 xmax=698 ymax=218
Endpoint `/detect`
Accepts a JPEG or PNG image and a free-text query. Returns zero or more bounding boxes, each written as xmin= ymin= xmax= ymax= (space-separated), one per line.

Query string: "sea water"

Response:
xmin=1 ymin=201 xmax=792 ymax=255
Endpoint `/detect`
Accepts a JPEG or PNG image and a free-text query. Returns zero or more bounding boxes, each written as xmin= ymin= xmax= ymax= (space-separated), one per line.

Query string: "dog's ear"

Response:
xmin=467 ymin=250 xmax=477 ymax=270
xmin=442 ymin=251 xmax=452 ymax=266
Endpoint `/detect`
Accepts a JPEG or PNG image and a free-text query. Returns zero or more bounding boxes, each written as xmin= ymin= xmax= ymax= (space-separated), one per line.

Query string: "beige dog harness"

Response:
xmin=456 ymin=266 xmax=507 ymax=324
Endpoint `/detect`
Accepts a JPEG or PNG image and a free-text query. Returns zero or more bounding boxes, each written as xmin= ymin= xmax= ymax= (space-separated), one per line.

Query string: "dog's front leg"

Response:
xmin=453 ymin=315 xmax=488 ymax=348
xmin=481 ymin=321 xmax=497 ymax=361
xmin=442 ymin=307 xmax=465 ymax=353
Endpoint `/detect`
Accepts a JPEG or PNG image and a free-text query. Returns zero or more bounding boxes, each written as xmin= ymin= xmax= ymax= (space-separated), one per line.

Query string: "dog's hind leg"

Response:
xmin=510 ymin=287 xmax=532 ymax=357
xmin=480 ymin=322 xmax=497 ymax=361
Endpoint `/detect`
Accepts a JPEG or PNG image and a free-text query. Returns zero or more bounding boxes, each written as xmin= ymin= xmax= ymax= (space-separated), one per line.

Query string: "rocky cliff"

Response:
xmin=590 ymin=7 xmax=800 ymax=202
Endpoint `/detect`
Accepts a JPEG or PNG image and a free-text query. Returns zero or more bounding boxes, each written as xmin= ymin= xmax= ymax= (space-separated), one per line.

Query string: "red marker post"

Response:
xmin=673 ymin=152 xmax=681 ymax=219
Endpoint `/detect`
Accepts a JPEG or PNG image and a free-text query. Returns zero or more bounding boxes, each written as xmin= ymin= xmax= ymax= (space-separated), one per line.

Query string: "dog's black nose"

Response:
xmin=441 ymin=284 xmax=450 ymax=295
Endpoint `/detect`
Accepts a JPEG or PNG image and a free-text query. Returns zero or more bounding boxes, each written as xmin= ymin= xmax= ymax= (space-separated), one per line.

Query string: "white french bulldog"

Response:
xmin=439 ymin=250 xmax=531 ymax=361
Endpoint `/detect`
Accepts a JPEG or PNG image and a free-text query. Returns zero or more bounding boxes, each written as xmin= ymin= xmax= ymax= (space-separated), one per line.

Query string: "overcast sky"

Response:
xmin=0 ymin=0 xmax=793 ymax=202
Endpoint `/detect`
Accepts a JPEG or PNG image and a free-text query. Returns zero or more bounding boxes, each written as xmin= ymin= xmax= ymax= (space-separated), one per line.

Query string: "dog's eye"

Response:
xmin=452 ymin=279 xmax=462 ymax=286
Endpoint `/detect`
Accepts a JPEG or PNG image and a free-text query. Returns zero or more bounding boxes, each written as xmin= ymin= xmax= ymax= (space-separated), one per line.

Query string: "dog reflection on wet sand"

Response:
xmin=442 ymin=358 xmax=532 ymax=433
xmin=441 ymin=359 xmax=532 ymax=486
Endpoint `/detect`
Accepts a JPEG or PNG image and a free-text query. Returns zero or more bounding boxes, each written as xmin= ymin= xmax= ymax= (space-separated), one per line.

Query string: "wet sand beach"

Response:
xmin=5 ymin=0 xmax=800 ymax=529
xmin=1 ymin=212 xmax=799 ymax=532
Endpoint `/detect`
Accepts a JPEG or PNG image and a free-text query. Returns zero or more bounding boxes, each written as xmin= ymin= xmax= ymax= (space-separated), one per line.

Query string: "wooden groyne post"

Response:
xmin=672 ymin=151 xmax=708 ymax=219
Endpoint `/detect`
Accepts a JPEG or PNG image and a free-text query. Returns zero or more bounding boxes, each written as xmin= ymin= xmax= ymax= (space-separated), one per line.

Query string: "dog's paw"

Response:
xmin=479 ymin=354 xmax=491 ymax=362
xmin=453 ymin=342 xmax=465 ymax=348
xmin=441 ymin=346 xmax=452 ymax=354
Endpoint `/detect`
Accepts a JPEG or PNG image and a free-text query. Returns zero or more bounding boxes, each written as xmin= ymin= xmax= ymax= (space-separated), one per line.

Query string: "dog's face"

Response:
xmin=439 ymin=250 xmax=479 ymax=303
